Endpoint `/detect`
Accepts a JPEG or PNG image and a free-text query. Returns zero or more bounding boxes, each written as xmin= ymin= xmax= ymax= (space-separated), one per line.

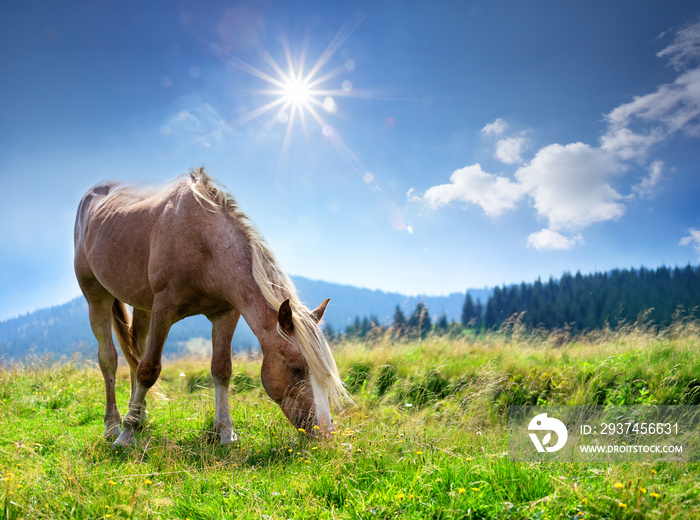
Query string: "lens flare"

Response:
xmin=218 ymin=16 xmax=414 ymax=235
xmin=283 ymin=78 xmax=313 ymax=107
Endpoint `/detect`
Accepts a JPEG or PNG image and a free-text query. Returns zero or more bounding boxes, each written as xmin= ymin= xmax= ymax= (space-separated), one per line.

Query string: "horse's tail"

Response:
xmin=111 ymin=300 xmax=140 ymax=374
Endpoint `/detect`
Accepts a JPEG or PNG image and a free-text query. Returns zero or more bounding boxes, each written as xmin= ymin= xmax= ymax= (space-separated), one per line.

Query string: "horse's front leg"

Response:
xmin=114 ymin=307 xmax=173 ymax=448
xmin=210 ymin=309 xmax=240 ymax=445
xmin=128 ymin=309 xmax=151 ymax=425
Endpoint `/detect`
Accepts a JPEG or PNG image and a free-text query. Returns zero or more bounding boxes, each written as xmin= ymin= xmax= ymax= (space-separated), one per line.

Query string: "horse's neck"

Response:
xmin=217 ymin=222 xmax=279 ymax=348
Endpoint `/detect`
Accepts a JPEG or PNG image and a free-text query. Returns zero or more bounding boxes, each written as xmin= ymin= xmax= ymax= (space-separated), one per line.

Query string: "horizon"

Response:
xmin=2 ymin=263 xmax=697 ymax=324
xmin=2 ymin=2 xmax=700 ymax=321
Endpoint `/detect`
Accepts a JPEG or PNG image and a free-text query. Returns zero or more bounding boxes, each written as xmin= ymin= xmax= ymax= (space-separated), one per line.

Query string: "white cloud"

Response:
xmin=166 ymin=99 xmax=230 ymax=146
xmin=680 ymin=228 xmax=700 ymax=257
xmin=481 ymin=118 xmax=508 ymax=136
xmin=599 ymin=126 xmax=665 ymax=161
xmin=422 ymin=164 xmax=525 ymax=216
xmin=657 ymin=20 xmax=700 ymax=71
xmin=495 ymin=135 xmax=527 ymax=164
xmin=418 ymin=143 xmax=627 ymax=244
xmin=516 ymin=143 xmax=625 ymax=232
xmin=632 ymin=160 xmax=664 ymax=199
xmin=527 ymin=229 xmax=584 ymax=251
xmin=418 ymin=21 xmax=700 ymax=251
xmin=601 ymin=68 xmax=700 ymax=161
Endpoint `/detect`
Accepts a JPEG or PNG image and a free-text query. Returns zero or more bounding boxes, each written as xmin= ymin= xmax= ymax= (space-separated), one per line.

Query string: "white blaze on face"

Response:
xmin=309 ymin=372 xmax=333 ymax=434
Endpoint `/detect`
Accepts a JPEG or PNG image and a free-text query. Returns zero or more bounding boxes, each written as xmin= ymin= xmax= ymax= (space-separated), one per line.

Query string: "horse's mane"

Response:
xmin=188 ymin=167 xmax=349 ymax=404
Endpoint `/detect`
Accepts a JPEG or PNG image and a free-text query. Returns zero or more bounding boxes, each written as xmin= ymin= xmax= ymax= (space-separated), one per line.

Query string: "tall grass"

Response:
xmin=1 ymin=320 xmax=698 ymax=518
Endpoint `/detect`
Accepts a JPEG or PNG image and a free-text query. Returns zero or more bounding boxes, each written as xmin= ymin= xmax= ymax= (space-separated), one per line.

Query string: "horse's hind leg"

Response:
xmin=86 ymin=295 xmax=122 ymax=439
xmin=114 ymin=302 xmax=174 ymax=448
xmin=210 ymin=309 xmax=240 ymax=445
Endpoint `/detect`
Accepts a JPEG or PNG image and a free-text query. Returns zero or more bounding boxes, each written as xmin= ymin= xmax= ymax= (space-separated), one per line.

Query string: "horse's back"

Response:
xmin=74 ymin=175 xmax=228 ymax=313
xmin=74 ymin=179 xmax=186 ymax=309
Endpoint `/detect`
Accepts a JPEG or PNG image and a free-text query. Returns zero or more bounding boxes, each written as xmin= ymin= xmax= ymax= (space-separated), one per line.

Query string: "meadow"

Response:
xmin=1 ymin=318 xmax=699 ymax=519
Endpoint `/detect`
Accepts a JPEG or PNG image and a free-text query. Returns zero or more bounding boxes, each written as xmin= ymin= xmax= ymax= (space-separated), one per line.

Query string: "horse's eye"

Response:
xmin=291 ymin=367 xmax=305 ymax=378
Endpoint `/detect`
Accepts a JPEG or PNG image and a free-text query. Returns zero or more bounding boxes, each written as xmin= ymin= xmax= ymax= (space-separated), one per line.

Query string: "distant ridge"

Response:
xmin=0 ymin=277 xmax=491 ymax=363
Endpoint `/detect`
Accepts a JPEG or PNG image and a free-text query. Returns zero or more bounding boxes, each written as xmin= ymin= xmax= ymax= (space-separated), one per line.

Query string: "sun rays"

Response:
xmin=222 ymin=18 xmax=366 ymax=168
xmin=214 ymin=18 xmax=415 ymax=236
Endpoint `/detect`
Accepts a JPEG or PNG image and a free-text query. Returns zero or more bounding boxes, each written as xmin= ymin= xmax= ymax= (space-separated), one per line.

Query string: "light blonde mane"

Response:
xmin=188 ymin=167 xmax=349 ymax=404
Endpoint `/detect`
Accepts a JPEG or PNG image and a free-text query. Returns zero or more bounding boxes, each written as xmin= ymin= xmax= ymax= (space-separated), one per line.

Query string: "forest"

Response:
xmin=481 ymin=265 xmax=700 ymax=331
xmin=343 ymin=265 xmax=700 ymax=339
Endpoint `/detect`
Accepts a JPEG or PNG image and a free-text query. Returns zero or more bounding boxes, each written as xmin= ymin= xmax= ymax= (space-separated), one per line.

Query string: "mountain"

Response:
xmin=0 ymin=277 xmax=490 ymax=363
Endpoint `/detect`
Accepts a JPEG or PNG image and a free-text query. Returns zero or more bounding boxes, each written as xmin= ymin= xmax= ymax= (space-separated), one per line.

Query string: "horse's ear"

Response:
xmin=310 ymin=298 xmax=330 ymax=324
xmin=278 ymin=299 xmax=294 ymax=334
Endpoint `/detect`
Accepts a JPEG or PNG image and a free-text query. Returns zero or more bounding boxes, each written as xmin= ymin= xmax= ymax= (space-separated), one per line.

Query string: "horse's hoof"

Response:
xmin=103 ymin=424 xmax=122 ymax=440
xmin=220 ymin=430 xmax=240 ymax=446
xmin=113 ymin=430 xmax=135 ymax=448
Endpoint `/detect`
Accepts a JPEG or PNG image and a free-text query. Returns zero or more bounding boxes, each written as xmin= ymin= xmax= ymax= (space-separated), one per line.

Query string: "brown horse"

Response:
xmin=74 ymin=168 xmax=348 ymax=447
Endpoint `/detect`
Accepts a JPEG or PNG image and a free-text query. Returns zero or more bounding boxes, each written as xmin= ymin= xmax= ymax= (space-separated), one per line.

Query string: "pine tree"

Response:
xmin=462 ymin=293 xmax=477 ymax=327
xmin=436 ymin=312 xmax=449 ymax=334
xmin=481 ymin=264 xmax=700 ymax=331
xmin=408 ymin=302 xmax=431 ymax=338
xmin=393 ymin=305 xmax=407 ymax=337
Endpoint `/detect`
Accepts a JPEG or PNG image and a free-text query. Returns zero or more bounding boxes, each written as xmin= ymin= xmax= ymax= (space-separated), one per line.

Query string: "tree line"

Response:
xmin=328 ymin=302 xmax=459 ymax=341
xmin=483 ymin=265 xmax=700 ymax=331
xmin=335 ymin=265 xmax=700 ymax=339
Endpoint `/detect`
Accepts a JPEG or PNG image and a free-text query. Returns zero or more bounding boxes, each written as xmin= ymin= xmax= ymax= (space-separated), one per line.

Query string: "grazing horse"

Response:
xmin=74 ymin=168 xmax=348 ymax=447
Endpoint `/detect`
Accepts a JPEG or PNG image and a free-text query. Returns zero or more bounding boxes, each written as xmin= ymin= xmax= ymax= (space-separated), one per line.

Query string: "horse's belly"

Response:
xmin=101 ymin=277 xmax=155 ymax=311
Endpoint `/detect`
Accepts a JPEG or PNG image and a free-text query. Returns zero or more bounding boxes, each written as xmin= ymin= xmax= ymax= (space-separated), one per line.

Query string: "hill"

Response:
xmin=0 ymin=276 xmax=490 ymax=362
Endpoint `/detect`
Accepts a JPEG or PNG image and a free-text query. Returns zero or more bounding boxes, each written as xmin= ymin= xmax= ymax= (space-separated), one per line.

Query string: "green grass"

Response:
xmin=1 ymin=322 xmax=699 ymax=519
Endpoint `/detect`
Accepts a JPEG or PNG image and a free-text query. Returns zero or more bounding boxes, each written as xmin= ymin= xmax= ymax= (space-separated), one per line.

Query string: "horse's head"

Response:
xmin=260 ymin=298 xmax=335 ymax=436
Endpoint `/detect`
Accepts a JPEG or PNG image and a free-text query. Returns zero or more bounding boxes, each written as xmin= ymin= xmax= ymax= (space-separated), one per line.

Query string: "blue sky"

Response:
xmin=2 ymin=1 xmax=700 ymax=321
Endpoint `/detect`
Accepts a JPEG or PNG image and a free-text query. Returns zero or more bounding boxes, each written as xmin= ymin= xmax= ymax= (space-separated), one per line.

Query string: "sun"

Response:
xmin=282 ymin=77 xmax=313 ymax=108
xmin=218 ymin=22 xmax=416 ymax=234
xmin=222 ymin=18 xmax=365 ymax=143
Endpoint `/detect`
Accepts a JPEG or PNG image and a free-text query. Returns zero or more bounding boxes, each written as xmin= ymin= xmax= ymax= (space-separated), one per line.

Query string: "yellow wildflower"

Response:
xmin=639 ymin=487 xmax=647 ymax=494
xmin=458 ymin=488 xmax=466 ymax=494
xmin=618 ymin=502 xmax=627 ymax=508
xmin=298 ymin=428 xmax=306 ymax=433
xmin=650 ymin=492 xmax=660 ymax=498
xmin=144 ymin=479 xmax=152 ymax=485
xmin=396 ymin=492 xmax=405 ymax=500
xmin=614 ymin=482 xmax=624 ymax=489
xmin=107 ymin=480 xmax=115 ymax=486
xmin=651 ymin=469 xmax=657 ymax=474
